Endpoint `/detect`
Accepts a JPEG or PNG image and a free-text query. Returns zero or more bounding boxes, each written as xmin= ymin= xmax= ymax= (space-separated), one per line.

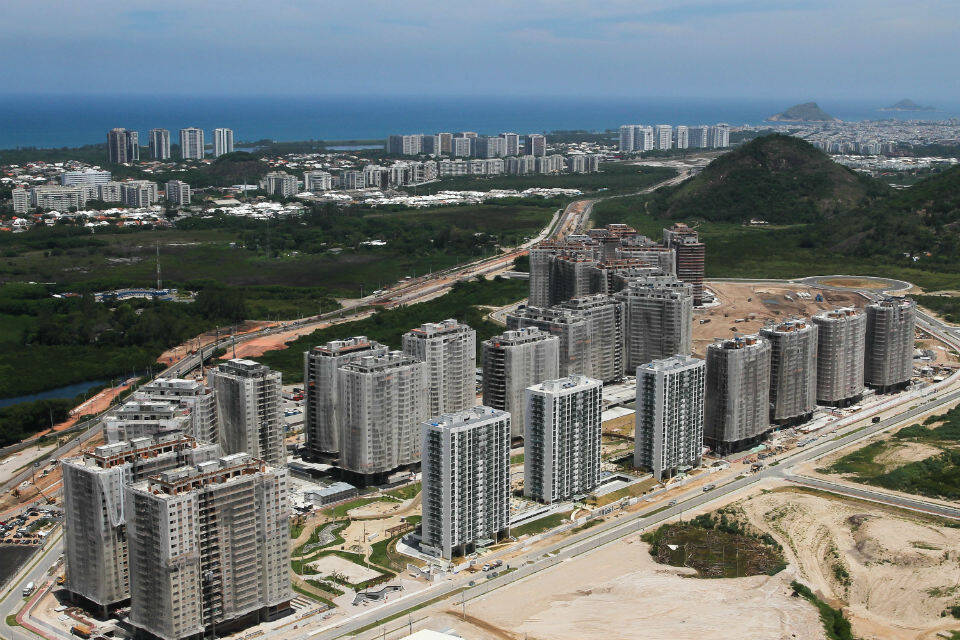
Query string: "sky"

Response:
xmin=3 ymin=0 xmax=958 ymax=101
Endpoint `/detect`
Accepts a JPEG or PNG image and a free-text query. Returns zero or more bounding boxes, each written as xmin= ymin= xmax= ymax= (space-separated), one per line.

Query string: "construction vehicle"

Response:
xmin=71 ymin=624 xmax=93 ymax=639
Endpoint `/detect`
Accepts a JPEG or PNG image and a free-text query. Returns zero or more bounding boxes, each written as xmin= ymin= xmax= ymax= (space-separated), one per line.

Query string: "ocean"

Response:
xmin=1 ymin=95 xmax=958 ymax=150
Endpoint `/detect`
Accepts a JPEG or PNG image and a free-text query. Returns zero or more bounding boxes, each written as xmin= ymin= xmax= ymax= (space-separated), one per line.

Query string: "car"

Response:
xmin=668 ymin=500 xmax=677 ymax=506
xmin=702 ymin=484 xmax=716 ymax=492
xmin=872 ymin=416 xmax=881 ymax=423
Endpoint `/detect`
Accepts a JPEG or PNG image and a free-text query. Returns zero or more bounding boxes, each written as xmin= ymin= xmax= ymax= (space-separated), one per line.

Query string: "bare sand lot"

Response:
xmin=696 ymin=282 xmax=863 ymax=357
xmin=738 ymin=488 xmax=960 ymax=640
xmin=461 ymin=532 xmax=824 ymax=640
xmin=307 ymin=555 xmax=382 ymax=584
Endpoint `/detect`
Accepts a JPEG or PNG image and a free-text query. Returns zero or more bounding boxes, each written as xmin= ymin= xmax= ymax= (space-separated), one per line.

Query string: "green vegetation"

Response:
xmin=511 ymin=510 xmax=573 ymax=537
xmin=400 ymin=164 xmax=676 ymax=196
xmin=825 ymin=406 xmax=960 ymax=501
xmin=0 ymin=396 xmax=86 ymax=447
xmin=305 ymin=578 xmax=344 ymax=597
xmin=791 ymin=581 xmax=855 ymax=640
xmin=294 ymin=521 xmax=348 ymax=556
xmin=593 ymin=138 xmax=960 ymax=290
xmin=641 ymin=510 xmax=787 ymax=578
xmin=5 ymin=614 xmax=20 ymax=627
xmin=384 ymin=482 xmax=421 ymax=501
xmin=916 ymin=295 xmax=960 ymax=324
xmin=768 ymin=102 xmax=837 ymax=122
xmin=257 ymin=277 xmax=528 ymax=383
xmin=291 ymin=583 xmax=336 ymax=608
xmin=510 ymin=453 xmax=525 ymax=464
xmin=368 ymin=518 xmax=418 ymax=572
xmin=290 ymin=522 xmax=305 ymax=539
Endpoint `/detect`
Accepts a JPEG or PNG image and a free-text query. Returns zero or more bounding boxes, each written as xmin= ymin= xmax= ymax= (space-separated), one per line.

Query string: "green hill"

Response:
xmin=647 ymin=134 xmax=882 ymax=223
xmin=766 ymin=102 xmax=838 ymax=122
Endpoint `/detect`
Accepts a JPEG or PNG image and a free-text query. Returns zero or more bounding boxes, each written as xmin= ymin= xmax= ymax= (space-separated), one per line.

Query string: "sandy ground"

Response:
xmin=739 ymin=488 xmax=960 ymax=640
xmin=818 ymin=277 xmax=891 ymax=290
xmin=460 ymin=532 xmax=824 ymax=640
xmin=307 ymin=555 xmax=382 ymax=583
xmin=155 ymin=320 xmax=276 ymax=364
xmin=340 ymin=515 xmax=406 ymax=552
xmin=696 ymin=282 xmax=864 ymax=357
xmin=347 ymin=499 xmax=407 ymax=519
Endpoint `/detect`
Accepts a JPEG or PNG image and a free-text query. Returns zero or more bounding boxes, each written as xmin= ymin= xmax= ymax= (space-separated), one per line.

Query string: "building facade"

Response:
xmin=634 ymin=355 xmax=705 ymax=480
xmin=208 ymin=359 xmax=285 ymax=467
xmin=761 ymin=319 xmax=818 ymax=424
xmin=524 ymin=376 xmax=602 ymax=503
xmin=336 ymin=352 xmax=428 ymax=480
xmin=864 ymin=298 xmax=916 ymax=393
xmin=108 ymin=128 xmax=139 ymax=163
xmin=481 ymin=328 xmax=560 ymax=437
xmin=125 ymin=454 xmax=291 ymax=640
xmin=165 ymin=180 xmax=191 ymax=206
xmin=134 ymin=378 xmax=218 ymax=444
xmin=420 ymin=406 xmax=511 ymax=560
xmin=213 ymin=128 xmax=234 ymax=157
xmin=617 ymin=275 xmax=693 ymax=373
xmin=179 ymin=127 xmax=205 ymax=160
xmin=402 ymin=319 xmax=477 ymax=418
xmin=302 ymin=337 xmax=389 ymax=459
xmin=149 ymin=129 xmax=171 ymax=160
xmin=812 ymin=308 xmax=866 ymax=406
xmin=704 ymin=335 xmax=771 ymax=453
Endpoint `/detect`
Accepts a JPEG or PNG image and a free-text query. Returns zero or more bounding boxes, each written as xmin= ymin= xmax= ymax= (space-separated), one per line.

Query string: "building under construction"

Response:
xmin=811 ymin=308 xmax=866 ymax=406
xmin=704 ymin=335 xmax=771 ymax=454
xmin=402 ymin=319 xmax=477 ymax=417
xmin=616 ymin=275 xmax=693 ymax=373
xmin=61 ymin=434 xmax=221 ymax=616
xmin=527 ymin=224 xmax=691 ymax=309
xmin=135 ymin=378 xmax=218 ymax=444
xmin=662 ymin=223 xmax=706 ymax=305
xmin=760 ymin=319 xmax=818 ymax=425
xmin=865 ymin=297 xmax=916 ymax=394
xmin=103 ymin=400 xmax=193 ymax=443
xmin=506 ymin=294 xmax=625 ymax=383
xmin=481 ymin=328 xmax=560 ymax=438
xmin=208 ymin=359 xmax=285 ymax=467
xmin=125 ymin=454 xmax=291 ymax=640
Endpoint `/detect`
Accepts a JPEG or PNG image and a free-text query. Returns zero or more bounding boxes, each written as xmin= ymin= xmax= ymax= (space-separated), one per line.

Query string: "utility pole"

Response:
xmin=156 ymin=242 xmax=162 ymax=290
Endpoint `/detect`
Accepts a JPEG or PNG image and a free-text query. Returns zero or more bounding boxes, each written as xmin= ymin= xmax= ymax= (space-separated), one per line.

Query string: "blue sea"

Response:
xmin=1 ymin=95 xmax=958 ymax=150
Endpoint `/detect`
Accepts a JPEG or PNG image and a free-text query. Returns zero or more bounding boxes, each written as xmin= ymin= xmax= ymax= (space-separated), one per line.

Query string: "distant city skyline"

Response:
xmin=1 ymin=1 xmax=957 ymax=100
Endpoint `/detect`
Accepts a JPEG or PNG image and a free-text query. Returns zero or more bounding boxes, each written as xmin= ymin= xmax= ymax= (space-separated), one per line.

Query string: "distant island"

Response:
xmin=766 ymin=102 xmax=838 ymax=122
xmin=767 ymin=102 xmax=839 ymax=122
xmin=880 ymin=99 xmax=936 ymax=112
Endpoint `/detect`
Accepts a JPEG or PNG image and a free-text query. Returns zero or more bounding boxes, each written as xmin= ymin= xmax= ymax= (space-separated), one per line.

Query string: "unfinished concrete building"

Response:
xmin=337 ymin=351 xmax=428 ymax=482
xmin=812 ymin=308 xmax=867 ymax=406
xmin=761 ymin=319 xmax=818 ymax=425
xmin=617 ymin=275 xmax=693 ymax=374
xmin=208 ymin=359 xmax=285 ymax=467
xmin=634 ymin=355 xmax=705 ymax=481
xmin=104 ymin=400 xmax=193 ymax=443
xmin=125 ymin=454 xmax=291 ymax=640
xmin=524 ymin=375 xmax=602 ymax=503
xmin=507 ymin=296 xmax=624 ymax=383
xmin=481 ymin=328 xmax=560 ymax=438
xmin=135 ymin=378 xmax=218 ymax=443
xmin=61 ymin=434 xmax=221 ymax=615
xmin=704 ymin=335 xmax=771 ymax=454
xmin=662 ymin=223 xmax=706 ymax=305
xmin=865 ymin=297 xmax=916 ymax=394
xmin=302 ymin=337 xmax=389 ymax=460
xmin=420 ymin=406 xmax=511 ymax=560
xmin=402 ymin=319 xmax=477 ymax=417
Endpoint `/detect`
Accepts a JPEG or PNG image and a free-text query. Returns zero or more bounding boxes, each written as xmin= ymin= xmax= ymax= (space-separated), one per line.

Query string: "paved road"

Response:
xmin=0 ymin=534 xmax=64 ymax=640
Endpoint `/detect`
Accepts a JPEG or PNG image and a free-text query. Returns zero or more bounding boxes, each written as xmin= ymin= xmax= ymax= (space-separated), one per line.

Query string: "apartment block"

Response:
xmin=655 ymin=124 xmax=673 ymax=150
xmin=61 ymin=169 xmax=112 ymax=186
xmin=11 ymin=187 xmax=28 ymax=214
xmin=662 ymin=223 xmax=705 ymax=305
xmin=617 ymin=275 xmax=693 ymax=374
xmin=634 ymin=355 xmax=705 ymax=481
xmin=812 ymin=308 xmax=866 ymax=406
xmin=303 ymin=170 xmax=332 ymax=191
xmin=28 ymin=185 xmax=87 ymax=210
xmin=149 ymin=129 xmax=171 ymax=160
xmin=213 ymin=128 xmax=234 ymax=157
xmin=108 ymin=128 xmax=139 ymax=163
xmin=165 ymin=180 xmax=192 ymax=206
xmin=481 ymin=328 xmax=560 ymax=438
xmin=61 ymin=434 xmax=220 ymax=614
xmin=402 ymin=319 xmax=477 ymax=417
xmin=302 ymin=337 xmax=389 ymax=459
xmin=125 ymin=454 xmax=291 ymax=640
xmin=526 ymin=134 xmax=546 ymax=156
xmin=134 ymin=378 xmax=218 ymax=444
xmin=864 ymin=298 xmax=916 ymax=393
xmin=121 ymin=180 xmax=159 ymax=207
xmin=262 ymin=171 xmax=298 ymax=197
xmin=179 ymin=127 xmax=205 ymax=160
xmin=337 ymin=352 xmax=428 ymax=481
xmin=524 ymin=375 xmax=602 ymax=503
xmin=761 ymin=319 xmax=818 ymax=424
xmin=208 ymin=359 xmax=285 ymax=467
xmin=704 ymin=335 xmax=771 ymax=453
xmin=420 ymin=406 xmax=511 ymax=560
xmin=500 ymin=132 xmax=520 ymax=156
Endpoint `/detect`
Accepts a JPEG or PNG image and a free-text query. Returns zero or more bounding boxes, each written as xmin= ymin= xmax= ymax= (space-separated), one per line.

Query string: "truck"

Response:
xmin=71 ymin=624 xmax=92 ymax=639
xmin=22 ymin=581 xmax=35 ymax=597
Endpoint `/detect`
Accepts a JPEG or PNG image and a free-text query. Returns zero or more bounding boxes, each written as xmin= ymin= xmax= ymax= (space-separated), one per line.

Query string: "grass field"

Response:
xmin=511 ymin=510 xmax=573 ymax=537
xmin=823 ymin=407 xmax=960 ymax=500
